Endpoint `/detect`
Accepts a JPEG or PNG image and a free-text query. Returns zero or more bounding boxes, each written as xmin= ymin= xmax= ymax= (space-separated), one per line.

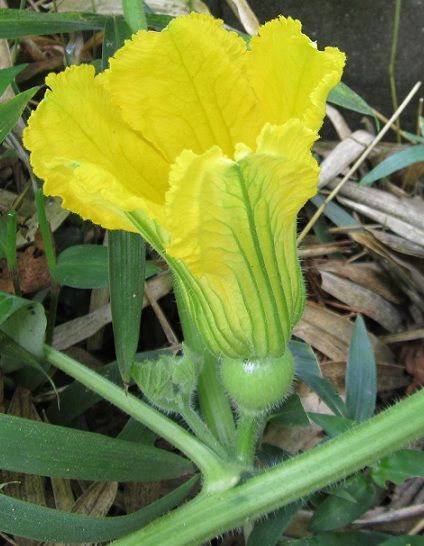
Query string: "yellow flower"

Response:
xmin=23 ymin=14 xmax=345 ymax=359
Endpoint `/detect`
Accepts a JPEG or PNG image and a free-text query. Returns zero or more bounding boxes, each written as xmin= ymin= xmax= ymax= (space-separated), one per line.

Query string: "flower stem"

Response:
xmin=43 ymin=345 xmax=238 ymax=490
xmin=115 ymin=388 xmax=424 ymax=546
xmin=197 ymin=355 xmax=236 ymax=451
xmin=172 ymin=279 xmax=236 ymax=451
xmin=180 ymin=406 xmax=229 ymax=459
xmin=236 ymin=415 xmax=264 ymax=468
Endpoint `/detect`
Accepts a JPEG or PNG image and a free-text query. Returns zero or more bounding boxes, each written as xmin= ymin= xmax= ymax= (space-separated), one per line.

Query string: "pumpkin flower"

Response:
xmin=24 ymin=13 xmax=345 ymax=360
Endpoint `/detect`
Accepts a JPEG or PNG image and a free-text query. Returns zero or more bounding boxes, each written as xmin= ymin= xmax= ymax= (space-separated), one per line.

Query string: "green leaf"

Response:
xmin=298 ymin=372 xmax=347 ymax=417
xmin=270 ymin=394 xmax=310 ymax=427
xmin=0 ymin=9 xmax=172 ymax=39
xmin=0 ymin=87 xmax=38 ymax=144
xmin=53 ymin=244 xmax=109 ymax=288
xmin=308 ymin=413 xmax=353 ymax=437
xmin=282 ymin=531 xmax=389 ymax=546
xmin=247 ymin=502 xmax=301 ymax=546
xmin=0 ymin=413 xmax=191 ymax=482
xmin=102 ymin=16 xmax=132 ymax=69
xmin=345 ymin=315 xmax=376 ymax=422
xmin=328 ymin=82 xmax=374 ymax=117
xmin=108 ymin=231 xmax=145 ymax=384
xmin=122 ymin=0 xmax=147 ymax=32
xmin=290 ymin=340 xmax=321 ymax=376
xmin=309 ymin=475 xmax=376 ymax=531
xmin=0 ymin=476 xmax=196 ymax=542
xmin=0 ymin=291 xmax=46 ymax=359
xmin=52 ymin=243 xmax=158 ymax=289
xmin=0 ymin=64 xmax=27 ymax=97
xmin=371 ymin=449 xmax=424 ymax=487
xmin=310 ymin=195 xmax=360 ymax=228
xmin=0 ymin=9 xmax=108 ymax=38
xmin=46 ymin=350 xmax=166 ymax=424
xmin=132 ymin=348 xmax=201 ymax=413
xmin=291 ymin=341 xmax=346 ymax=417
xmin=117 ymin=416 xmax=157 ymax=446
xmin=360 ymin=145 xmax=424 ymax=186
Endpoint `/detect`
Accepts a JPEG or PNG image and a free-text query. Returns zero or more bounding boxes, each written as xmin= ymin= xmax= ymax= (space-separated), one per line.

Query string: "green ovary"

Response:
xmin=220 ymin=350 xmax=295 ymax=415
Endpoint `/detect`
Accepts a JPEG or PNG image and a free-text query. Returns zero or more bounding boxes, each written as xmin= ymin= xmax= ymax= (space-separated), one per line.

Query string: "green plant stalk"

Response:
xmin=122 ymin=0 xmax=147 ymax=32
xmin=43 ymin=344 xmax=240 ymax=491
xmin=181 ymin=406 xmax=229 ymax=459
xmin=173 ymin=279 xmax=236 ymax=450
xmin=236 ymin=414 xmax=264 ymax=467
xmin=115 ymin=387 xmax=424 ymax=546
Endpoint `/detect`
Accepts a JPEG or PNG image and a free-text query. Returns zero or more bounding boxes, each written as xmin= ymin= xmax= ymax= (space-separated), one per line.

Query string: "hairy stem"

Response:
xmin=115 ymin=388 xmax=424 ymax=546
xmin=43 ymin=345 xmax=239 ymax=490
xmin=236 ymin=414 xmax=264 ymax=468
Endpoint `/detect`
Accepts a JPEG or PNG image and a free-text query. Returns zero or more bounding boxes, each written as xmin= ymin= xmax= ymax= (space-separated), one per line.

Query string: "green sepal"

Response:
xmin=132 ymin=346 xmax=203 ymax=413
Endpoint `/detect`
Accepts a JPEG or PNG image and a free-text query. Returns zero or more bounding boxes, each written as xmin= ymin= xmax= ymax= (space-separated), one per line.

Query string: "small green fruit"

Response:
xmin=220 ymin=351 xmax=294 ymax=416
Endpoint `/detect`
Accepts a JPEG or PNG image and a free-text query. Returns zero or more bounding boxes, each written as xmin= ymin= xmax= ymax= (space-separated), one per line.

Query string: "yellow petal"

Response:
xmin=107 ymin=13 xmax=264 ymax=161
xmin=23 ymin=64 xmax=169 ymax=234
xmin=165 ymin=120 xmax=318 ymax=358
xmin=248 ymin=16 xmax=346 ymax=131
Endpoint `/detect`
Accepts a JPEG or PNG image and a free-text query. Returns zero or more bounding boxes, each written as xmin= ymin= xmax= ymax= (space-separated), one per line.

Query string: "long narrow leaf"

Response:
xmin=0 ymin=9 xmax=108 ymax=38
xmin=360 ymin=144 xmax=424 ymax=186
xmin=108 ymin=222 xmax=145 ymax=384
xmin=0 ymin=87 xmax=38 ymax=143
xmin=0 ymin=64 xmax=27 ymax=97
xmin=345 ymin=315 xmax=376 ymax=422
xmin=0 ymin=477 xmax=196 ymax=543
xmin=328 ymin=82 xmax=374 ymax=117
xmin=0 ymin=413 xmax=192 ymax=482
xmin=0 ymin=9 xmax=172 ymax=39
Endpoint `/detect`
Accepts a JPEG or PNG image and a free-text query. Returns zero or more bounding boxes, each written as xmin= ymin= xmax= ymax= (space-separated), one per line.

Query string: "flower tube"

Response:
xmin=24 ymin=14 xmax=345 ymax=368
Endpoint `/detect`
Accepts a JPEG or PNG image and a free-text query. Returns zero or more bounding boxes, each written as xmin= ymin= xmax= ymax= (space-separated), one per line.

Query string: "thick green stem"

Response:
xmin=43 ymin=345 xmax=239 ymax=491
xmin=236 ymin=415 xmax=264 ymax=468
xmin=115 ymin=388 xmax=424 ymax=546
xmin=173 ymin=279 xmax=236 ymax=450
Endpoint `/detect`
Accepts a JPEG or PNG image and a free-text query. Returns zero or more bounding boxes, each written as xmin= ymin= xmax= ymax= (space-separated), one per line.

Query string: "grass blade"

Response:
xmin=0 ymin=477 xmax=196 ymax=542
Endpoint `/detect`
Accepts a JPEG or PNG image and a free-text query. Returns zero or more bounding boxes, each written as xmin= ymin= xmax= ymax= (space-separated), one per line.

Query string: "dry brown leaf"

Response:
xmin=0 ymin=245 xmax=50 ymax=294
xmin=57 ymin=0 xmax=209 ymax=15
xmin=318 ymin=260 xmax=404 ymax=304
xmin=325 ymin=104 xmax=352 ymax=140
xmin=368 ymin=228 xmax=424 ymax=258
xmin=53 ymin=271 xmax=173 ymax=350
xmin=320 ymin=271 xmax=403 ymax=332
xmin=225 ymin=0 xmax=260 ymax=34
xmin=331 ymin=181 xmax=424 ymax=247
xmin=350 ymin=231 xmax=424 ymax=309
xmin=294 ymin=302 xmax=394 ymax=364
xmin=320 ymin=360 xmax=408 ymax=393
xmin=123 ymin=482 xmax=163 ymax=514
xmin=400 ymin=340 xmax=424 ymax=392
xmin=318 ymin=130 xmax=374 ymax=188
xmin=71 ymin=481 xmax=118 ymax=517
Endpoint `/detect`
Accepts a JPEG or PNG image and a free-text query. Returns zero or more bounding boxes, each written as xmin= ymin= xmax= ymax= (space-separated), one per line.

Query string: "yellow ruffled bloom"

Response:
xmin=24 ymin=14 xmax=345 ymax=359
